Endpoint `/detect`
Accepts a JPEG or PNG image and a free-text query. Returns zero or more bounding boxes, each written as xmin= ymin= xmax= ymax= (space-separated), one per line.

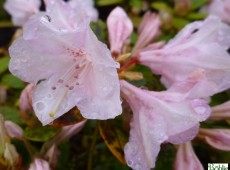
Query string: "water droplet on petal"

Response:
xmin=35 ymin=102 xmax=45 ymax=111
xmin=127 ymin=160 xmax=133 ymax=166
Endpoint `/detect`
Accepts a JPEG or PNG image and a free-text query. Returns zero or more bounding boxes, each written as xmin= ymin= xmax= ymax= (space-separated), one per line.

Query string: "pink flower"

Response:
xmin=9 ymin=0 xmax=122 ymax=125
xmin=132 ymin=12 xmax=161 ymax=55
xmin=209 ymin=101 xmax=230 ymax=120
xmin=29 ymin=158 xmax=50 ymax=170
xmin=174 ymin=142 xmax=203 ymax=170
xmin=140 ymin=16 xmax=230 ymax=97
xmin=107 ymin=7 xmax=133 ymax=56
xmin=200 ymin=0 xmax=230 ymax=24
xmin=4 ymin=0 xmax=41 ymax=26
xmin=199 ymin=128 xmax=230 ymax=151
xmin=120 ymin=80 xmax=210 ymax=170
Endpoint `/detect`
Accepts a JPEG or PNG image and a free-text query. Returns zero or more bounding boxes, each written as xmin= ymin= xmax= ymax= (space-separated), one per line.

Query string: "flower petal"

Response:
xmin=9 ymin=13 xmax=88 ymax=84
xmin=174 ymin=142 xmax=203 ymax=170
xmin=107 ymin=7 xmax=133 ymax=55
xmin=120 ymin=80 xmax=207 ymax=169
xmin=4 ymin=0 xmax=40 ymax=26
xmin=140 ymin=17 xmax=230 ymax=94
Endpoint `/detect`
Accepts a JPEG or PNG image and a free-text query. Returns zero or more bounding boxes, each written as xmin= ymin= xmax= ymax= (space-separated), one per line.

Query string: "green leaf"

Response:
xmin=23 ymin=126 xmax=61 ymax=142
xmin=0 ymin=57 xmax=9 ymax=74
xmin=172 ymin=17 xmax=190 ymax=30
xmin=130 ymin=0 xmax=142 ymax=8
xmin=191 ymin=0 xmax=209 ymax=10
xmin=90 ymin=20 xmax=107 ymax=42
xmin=187 ymin=12 xmax=207 ymax=20
xmin=97 ymin=0 xmax=123 ymax=6
xmin=1 ymin=74 xmax=25 ymax=89
xmin=0 ymin=106 xmax=23 ymax=125
xmin=151 ymin=2 xmax=172 ymax=13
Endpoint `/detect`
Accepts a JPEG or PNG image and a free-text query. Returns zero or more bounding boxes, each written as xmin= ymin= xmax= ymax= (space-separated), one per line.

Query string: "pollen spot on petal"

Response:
xmin=49 ymin=112 xmax=55 ymax=117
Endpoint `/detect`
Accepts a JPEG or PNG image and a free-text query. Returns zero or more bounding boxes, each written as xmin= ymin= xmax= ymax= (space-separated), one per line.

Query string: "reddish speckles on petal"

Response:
xmin=69 ymin=86 xmax=74 ymax=90
xmin=52 ymin=86 xmax=56 ymax=90
xmin=58 ymin=79 xmax=64 ymax=83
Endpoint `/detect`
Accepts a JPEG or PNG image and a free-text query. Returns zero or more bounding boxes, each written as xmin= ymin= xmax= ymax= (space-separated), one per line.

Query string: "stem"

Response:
xmin=87 ymin=121 xmax=99 ymax=170
xmin=118 ymin=55 xmax=139 ymax=73
xmin=23 ymin=139 xmax=35 ymax=158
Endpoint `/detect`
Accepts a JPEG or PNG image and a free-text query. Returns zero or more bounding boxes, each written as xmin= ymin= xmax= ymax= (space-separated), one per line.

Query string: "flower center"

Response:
xmin=51 ymin=48 xmax=91 ymax=91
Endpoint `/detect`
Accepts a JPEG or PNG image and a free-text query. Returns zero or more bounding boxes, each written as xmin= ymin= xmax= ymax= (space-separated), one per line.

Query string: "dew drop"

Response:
xmin=127 ymin=160 xmax=133 ymax=166
xmin=36 ymin=102 xmax=45 ymax=111
xmin=47 ymin=94 xmax=53 ymax=99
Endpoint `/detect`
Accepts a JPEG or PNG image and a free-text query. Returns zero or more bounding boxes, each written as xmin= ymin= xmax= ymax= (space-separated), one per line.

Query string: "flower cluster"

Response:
xmin=3 ymin=0 xmax=230 ymax=169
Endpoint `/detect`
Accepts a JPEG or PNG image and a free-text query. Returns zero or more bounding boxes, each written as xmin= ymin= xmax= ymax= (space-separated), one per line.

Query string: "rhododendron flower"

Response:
xmin=29 ymin=158 xmax=50 ymax=170
xmin=140 ymin=16 xmax=230 ymax=96
xmin=107 ymin=7 xmax=133 ymax=56
xmin=120 ymin=80 xmax=210 ymax=170
xmin=174 ymin=142 xmax=203 ymax=170
xmin=9 ymin=0 xmax=122 ymax=125
xmin=199 ymin=128 xmax=230 ymax=151
xmin=200 ymin=0 xmax=230 ymax=24
xmin=132 ymin=12 xmax=161 ymax=55
xmin=4 ymin=0 xmax=41 ymax=26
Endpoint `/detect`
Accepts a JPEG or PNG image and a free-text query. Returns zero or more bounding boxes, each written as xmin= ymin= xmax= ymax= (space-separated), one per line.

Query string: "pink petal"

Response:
xmin=9 ymin=6 xmax=122 ymax=125
xmin=200 ymin=0 xmax=230 ymax=24
xmin=140 ymin=16 xmax=230 ymax=97
xmin=107 ymin=7 xmax=133 ymax=55
xmin=68 ymin=0 xmax=98 ymax=22
xmin=174 ymin=142 xmax=203 ymax=170
xmin=132 ymin=12 xmax=161 ymax=55
xmin=209 ymin=101 xmax=230 ymax=120
xmin=200 ymin=128 xmax=230 ymax=151
xmin=120 ymin=80 xmax=207 ymax=169
xmin=19 ymin=84 xmax=35 ymax=113
xmin=49 ymin=120 xmax=86 ymax=144
xmin=4 ymin=121 xmax=23 ymax=139
xmin=4 ymin=0 xmax=40 ymax=26
xmin=29 ymin=158 xmax=50 ymax=170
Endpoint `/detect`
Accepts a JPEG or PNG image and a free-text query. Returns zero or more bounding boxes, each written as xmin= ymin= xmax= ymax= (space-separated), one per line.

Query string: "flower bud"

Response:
xmin=174 ymin=142 xmax=203 ymax=170
xmin=199 ymin=128 xmax=230 ymax=151
xmin=28 ymin=158 xmax=50 ymax=170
